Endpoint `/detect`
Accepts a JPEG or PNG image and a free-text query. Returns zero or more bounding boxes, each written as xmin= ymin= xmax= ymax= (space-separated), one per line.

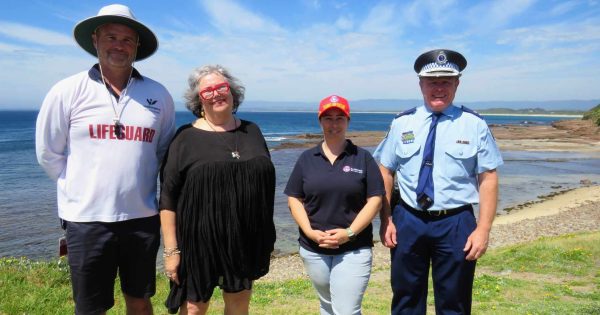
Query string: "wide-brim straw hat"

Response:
xmin=73 ymin=4 xmax=158 ymax=61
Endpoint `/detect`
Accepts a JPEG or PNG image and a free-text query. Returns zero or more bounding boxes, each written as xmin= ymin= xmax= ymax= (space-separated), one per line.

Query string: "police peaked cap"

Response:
xmin=414 ymin=49 xmax=467 ymax=77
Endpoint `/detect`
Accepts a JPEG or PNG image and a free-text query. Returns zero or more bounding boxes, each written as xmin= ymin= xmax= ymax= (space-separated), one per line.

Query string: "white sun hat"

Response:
xmin=73 ymin=4 xmax=158 ymax=61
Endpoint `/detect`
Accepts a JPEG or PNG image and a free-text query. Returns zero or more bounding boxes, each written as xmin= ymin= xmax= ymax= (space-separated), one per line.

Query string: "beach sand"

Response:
xmin=493 ymin=185 xmax=600 ymax=225
xmin=261 ymin=119 xmax=600 ymax=282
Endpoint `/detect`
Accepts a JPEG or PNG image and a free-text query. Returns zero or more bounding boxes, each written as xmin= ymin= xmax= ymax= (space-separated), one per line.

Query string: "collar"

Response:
xmin=312 ymin=139 xmax=358 ymax=157
xmin=88 ymin=64 xmax=143 ymax=82
xmin=419 ymin=103 xmax=460 ymax=120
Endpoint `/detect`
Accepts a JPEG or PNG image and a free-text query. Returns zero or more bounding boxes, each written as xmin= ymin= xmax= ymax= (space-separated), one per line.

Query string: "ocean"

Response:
xmin=1 ymin=110 xmax=599 ymax=259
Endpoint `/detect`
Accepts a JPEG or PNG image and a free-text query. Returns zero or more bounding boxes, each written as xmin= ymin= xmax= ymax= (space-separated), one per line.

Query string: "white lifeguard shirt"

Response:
xmin=36 ymin=66 xmax=176 ymax=222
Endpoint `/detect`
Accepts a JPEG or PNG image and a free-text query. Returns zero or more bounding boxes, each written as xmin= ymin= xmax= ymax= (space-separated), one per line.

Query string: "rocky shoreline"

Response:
xmin=272 ymin=119 xmax=600 ymax=153
xmin=259 ymin=119 xmax=600 ymax=282
xmin=261 ymin=186 xmax=600 ymax=282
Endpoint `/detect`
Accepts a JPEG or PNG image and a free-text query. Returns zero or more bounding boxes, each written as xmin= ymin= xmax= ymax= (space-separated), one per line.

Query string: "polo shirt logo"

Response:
xmin=343 ymin=165 xmax=364 ymax=174
xmin=143 ymin=98 xmax=161 ymax=114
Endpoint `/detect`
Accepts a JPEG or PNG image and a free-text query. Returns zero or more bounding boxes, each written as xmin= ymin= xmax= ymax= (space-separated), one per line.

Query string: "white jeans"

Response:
xmin=299 ymin=246 xmax=373 ymax=315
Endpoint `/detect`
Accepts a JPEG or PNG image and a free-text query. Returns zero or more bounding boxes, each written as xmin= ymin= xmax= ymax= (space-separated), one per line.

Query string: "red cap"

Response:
xmin=318 ymin=95 xmax=350 ymax=118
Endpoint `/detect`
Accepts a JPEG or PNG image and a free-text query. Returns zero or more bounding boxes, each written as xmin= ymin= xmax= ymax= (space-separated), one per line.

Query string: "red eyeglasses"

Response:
xmin=199 ymin=82 xmax=230 ymax=100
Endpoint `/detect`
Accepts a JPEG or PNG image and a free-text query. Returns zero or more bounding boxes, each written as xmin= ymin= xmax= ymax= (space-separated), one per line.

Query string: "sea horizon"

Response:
xmin=0 ymin=108 xmax=586 ymax=117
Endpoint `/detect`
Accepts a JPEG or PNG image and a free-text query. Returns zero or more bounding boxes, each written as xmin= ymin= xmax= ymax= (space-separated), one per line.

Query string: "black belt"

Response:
xmin=399 ymin=199 xmax=472 ymax=218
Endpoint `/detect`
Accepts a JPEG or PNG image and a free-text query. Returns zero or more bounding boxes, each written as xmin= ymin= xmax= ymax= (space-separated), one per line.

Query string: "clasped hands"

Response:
xmin=309 ymin=228 xmax=350 ymax=249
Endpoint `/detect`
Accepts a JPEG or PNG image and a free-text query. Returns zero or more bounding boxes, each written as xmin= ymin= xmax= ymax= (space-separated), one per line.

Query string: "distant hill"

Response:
xmin=462 ymin=100 xmax=598 ymax=112
xmin=478 ymin=108 xmax=584 ymax=115
xmin=241 ymin=99 xmax=599 ymax=113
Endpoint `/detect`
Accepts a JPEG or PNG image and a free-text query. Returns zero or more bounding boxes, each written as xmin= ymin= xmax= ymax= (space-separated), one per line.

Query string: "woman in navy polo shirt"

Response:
xmin=285 ymin=95 xmax=384 ymax=315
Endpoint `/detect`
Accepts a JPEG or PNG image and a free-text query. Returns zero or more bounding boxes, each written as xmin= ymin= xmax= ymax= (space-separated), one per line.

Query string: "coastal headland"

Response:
xmin=262 ymin=118 xmax=600 ymax=282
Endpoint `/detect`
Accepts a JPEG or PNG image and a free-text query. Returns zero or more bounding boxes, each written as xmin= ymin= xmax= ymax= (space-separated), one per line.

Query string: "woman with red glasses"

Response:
xmin=159 ymin=64 xmax=276 ymax=314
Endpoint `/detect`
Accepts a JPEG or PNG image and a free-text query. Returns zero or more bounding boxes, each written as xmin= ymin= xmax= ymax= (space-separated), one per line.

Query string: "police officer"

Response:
xmin=374 ymin=49 xmax=503 ymax=315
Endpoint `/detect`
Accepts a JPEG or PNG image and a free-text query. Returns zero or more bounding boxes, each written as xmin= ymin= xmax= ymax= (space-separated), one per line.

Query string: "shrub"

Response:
xmin=582 ymin=104 xmax=600 ymax=126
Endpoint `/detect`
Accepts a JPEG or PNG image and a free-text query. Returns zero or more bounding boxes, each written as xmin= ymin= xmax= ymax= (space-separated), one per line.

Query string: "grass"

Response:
xmin=1 ymin=231 xmax=599 ymax=314
xmin=471 ymin=232 xmax=600 ymax=314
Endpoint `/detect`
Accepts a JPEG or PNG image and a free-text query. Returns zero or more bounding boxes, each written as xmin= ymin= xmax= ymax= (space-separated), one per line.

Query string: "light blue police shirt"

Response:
xmin=373 ymin=104 xmax=503 ymax=211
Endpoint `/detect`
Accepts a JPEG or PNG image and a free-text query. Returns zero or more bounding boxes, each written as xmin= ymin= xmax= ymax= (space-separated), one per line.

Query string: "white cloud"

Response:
xmin=333 ymin=1 xmax=349 ymax=10
xmin=401 ymin=0 xmax=457 ymax=28
xmin=402 ymin=2 xmax=422 ymax=27
xmin=0 ymin=42 xmax=30 ymax=53
xmin=161 ymin=16 xmax=199 ymax=32
xmin=459 ymin=41 xmax=600 ymax=101
xmin=549 ymin=1 xmax=580 ymax=16
xmin=0 ymin=52 xmax=90 ymax=107
xmin=0 ymin=21 xmax=72 ymax=46
xmin=1 ymin=0 xmax=599 ymax=109
xmin=199 ymin=0 xmax=286 ymax=34
xmin=359 ymin=3 xmax=399 ymax=34
xmin=302 ymin=0 xmax=321 ymax=10
xmin=421 ymin=0 xmax=457 ymax=27
xmin=155 ymin=31 xmax=214 ymax=57
xmin=490 ymin=0 xmax=537 ymax=23
xmin=467 ymin=0 xmax=537 ymax=33
xmin=147 ymin=0 xmax=419 ymax=104
xmin=497 ymin=19 xmax=600 ymax=47
xmin=335 ymin=15 xmax=354 ymax=30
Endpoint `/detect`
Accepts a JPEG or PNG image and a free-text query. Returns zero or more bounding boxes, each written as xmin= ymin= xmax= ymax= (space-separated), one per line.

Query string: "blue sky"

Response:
xmin=1 ymin=0 xmax=599 ymax=110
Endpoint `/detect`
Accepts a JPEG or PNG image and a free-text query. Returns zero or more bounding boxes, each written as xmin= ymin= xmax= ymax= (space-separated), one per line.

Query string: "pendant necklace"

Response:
xmin=99 ymin=64 xmax=133 ymax=138
xmin=204 ymin=116 xmax=240 ymax=159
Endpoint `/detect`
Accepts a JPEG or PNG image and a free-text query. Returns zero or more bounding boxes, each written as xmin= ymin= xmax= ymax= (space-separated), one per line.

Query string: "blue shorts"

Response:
xmin=64 ymin=215 xmax=160 ymax=314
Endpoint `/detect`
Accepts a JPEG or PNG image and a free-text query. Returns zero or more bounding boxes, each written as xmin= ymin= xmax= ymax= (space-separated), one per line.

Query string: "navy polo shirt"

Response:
xmin=285 ymin=140 xmax=385 ymax=255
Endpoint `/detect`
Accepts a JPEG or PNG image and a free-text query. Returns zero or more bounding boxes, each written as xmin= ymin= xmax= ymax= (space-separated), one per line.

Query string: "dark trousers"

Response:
xmin=390 ymin=202 xmax=477 ymax=315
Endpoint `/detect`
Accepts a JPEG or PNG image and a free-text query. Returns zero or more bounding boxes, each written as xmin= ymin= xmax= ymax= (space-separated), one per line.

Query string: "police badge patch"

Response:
xmin=401 ymin=131 xmax=415 ymax=144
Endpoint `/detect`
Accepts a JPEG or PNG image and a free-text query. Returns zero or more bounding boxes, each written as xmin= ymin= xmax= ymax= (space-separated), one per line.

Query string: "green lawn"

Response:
xmin=1 ymin=231 xmax=599 ymax=314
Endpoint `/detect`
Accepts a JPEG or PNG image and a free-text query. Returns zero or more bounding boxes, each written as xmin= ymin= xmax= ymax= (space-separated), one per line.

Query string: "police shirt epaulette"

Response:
xmin=460 ymin=105 xmax=483 ymax=119
xmin=394 ymin=107 xmax=417 ymax=119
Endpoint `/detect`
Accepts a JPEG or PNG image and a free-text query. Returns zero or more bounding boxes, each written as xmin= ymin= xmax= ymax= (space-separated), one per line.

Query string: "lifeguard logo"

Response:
xmin=342 ymin=165 xmax=363 ymax=174
xmin=89 ymin=124 xmax=156 ymax=142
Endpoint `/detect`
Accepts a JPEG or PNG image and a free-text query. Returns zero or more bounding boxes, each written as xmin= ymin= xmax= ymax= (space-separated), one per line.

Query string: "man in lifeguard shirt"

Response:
xmin=35 ymin=4 xmax=175 ymax=314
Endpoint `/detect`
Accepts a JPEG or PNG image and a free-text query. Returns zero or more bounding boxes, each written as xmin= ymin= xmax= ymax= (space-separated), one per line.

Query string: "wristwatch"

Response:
xmin=346 ymin=227 xmax=356 ymax=242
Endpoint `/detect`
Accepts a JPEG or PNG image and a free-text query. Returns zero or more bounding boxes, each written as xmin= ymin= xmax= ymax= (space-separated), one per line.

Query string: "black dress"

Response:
xmin=159 ymin=120 xmax=276 ymax=312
